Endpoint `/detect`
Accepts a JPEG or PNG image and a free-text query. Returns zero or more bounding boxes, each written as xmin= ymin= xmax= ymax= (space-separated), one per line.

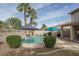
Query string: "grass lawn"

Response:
xmin=46 ymin=49 xmax=79 ymax=56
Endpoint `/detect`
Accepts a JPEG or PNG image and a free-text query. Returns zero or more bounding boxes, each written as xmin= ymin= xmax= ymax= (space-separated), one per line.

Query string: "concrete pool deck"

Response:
xmin=1 ymin=31 xmax=79 ymax=55
xmin=56 ymin=38 xmax=79 ymax=50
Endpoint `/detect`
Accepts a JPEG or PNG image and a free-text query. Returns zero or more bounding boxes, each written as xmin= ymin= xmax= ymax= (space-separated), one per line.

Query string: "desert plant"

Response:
xmin=6 ymin=35 xmax=22 ymax=48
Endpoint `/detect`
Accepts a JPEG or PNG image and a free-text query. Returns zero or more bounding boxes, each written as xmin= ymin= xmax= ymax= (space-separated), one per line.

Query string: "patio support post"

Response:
xmin=70 ymin=25 xmax=76 ymax=40
xmin=60 ymin=26 xmax=64 ymax=38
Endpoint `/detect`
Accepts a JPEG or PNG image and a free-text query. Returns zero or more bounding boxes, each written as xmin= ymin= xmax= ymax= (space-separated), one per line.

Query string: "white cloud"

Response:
xmin=37 ymin=9 xmax=66 ymax=23
xmin=46 ymin=18 xmax=71 ymax=27
xmin=0 ymin=3 xmax=78 ymax=28
xmin=30 ymin=3 xmax=50 ymax=10
xmin=36 ymin=4 xmax=77 ymax=26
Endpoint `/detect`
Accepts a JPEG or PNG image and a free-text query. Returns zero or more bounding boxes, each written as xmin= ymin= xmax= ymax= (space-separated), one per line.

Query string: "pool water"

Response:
xmin=22 ymin=36 xmax=44 ymax=44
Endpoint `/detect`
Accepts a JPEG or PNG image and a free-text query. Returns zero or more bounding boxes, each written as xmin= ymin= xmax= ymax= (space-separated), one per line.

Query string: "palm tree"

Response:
xmin=16 ymin=3 xmax=31 ymax=27
xmin=26 ymin=8 xmax=37 ymax=36
xmin=29 ymin=8 xmax=37 ymax=26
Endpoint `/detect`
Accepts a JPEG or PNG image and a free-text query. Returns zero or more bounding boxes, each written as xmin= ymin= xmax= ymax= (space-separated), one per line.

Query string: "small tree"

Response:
xmin=41 ymin=24 xmax=47 ymax=30
xmin=2 ymin=21 xmax=9 ymax=29
xmin=7 ymin=17 xmax=22 ymax=29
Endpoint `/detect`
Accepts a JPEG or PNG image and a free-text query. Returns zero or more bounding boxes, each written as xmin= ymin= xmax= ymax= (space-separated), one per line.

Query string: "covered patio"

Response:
xmin=56 ymin=8 xmax=79 ymax=41
xmin=58 ymin=23 xmax=79 ymax=41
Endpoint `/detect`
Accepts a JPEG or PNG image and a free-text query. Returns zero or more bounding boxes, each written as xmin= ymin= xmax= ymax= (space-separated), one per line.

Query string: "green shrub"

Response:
xmin=44 ymin=34 xmax=56 ymax=48
xmin=6 ymin=35 xmax=22 ymax=48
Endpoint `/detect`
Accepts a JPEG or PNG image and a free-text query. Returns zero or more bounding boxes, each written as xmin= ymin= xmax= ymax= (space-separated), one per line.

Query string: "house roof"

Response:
xmin=69 ymin=8 xmax=79 ymax=14
xmin=54 ymin=20 xmax=71 ymax=27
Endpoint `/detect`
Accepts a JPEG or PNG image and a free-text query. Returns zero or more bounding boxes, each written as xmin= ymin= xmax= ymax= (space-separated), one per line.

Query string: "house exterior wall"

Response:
xmin=71 ymin=11 xmax=79 ymax=25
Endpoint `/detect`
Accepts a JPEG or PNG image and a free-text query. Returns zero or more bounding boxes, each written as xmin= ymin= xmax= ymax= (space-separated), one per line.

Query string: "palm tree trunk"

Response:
xmin=30 ymin=18 xmax=32 ymax=25
xmin=24 ymin=11 xmax=27 ymax=27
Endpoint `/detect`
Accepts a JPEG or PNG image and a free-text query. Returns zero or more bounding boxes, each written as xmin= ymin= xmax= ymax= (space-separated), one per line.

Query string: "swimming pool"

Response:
xmin=22 ymin=36 xmax=45 ymax=48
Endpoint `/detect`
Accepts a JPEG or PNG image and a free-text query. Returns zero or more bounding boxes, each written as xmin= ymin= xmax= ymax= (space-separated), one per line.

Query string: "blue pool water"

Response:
xmin=22 ymin=36 xmax=44 ymax=44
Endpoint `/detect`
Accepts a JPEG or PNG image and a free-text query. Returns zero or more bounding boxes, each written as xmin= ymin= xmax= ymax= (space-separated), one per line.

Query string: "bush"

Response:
xmin=44 ymin=33 xmax=56 ymax=48
xmin=6 ymin=35 xmax=22 ymax=48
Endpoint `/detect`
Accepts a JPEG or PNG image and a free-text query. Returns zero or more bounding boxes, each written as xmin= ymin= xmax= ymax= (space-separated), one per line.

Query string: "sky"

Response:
xmin=0 ymin=3 xmax=79 ymax=28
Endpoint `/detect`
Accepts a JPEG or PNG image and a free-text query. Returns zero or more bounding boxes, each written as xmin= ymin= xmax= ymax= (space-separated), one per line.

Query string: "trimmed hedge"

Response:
xmin=43 ymin=32 xmax=56 ymax=48
xmin=6 ymin=35 xmax=22 ymax=48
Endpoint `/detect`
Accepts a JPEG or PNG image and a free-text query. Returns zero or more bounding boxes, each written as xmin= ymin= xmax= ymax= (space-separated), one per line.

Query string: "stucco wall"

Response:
xmin=71 ymin=11 xmax=79 ymax=25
